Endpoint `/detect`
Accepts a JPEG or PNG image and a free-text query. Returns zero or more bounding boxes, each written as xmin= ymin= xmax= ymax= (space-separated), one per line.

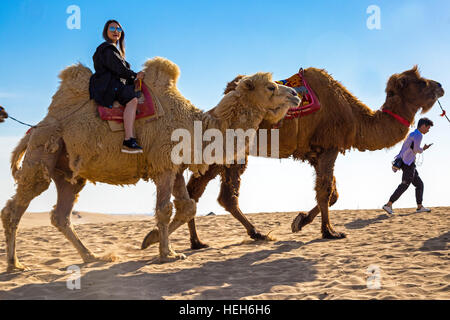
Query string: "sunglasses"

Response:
xmin=109 ymin=26 xmax=123 ymax=33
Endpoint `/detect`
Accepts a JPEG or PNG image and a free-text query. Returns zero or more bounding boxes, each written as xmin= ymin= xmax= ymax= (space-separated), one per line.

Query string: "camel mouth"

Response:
xmin=435 ymin=87 xmax=445 ymax=99
xmin=288 ymin=96 xmax=301 ymax=107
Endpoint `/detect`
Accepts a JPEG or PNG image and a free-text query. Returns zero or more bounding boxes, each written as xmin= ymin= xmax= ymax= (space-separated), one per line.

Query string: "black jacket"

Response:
xmin=89 ymin=41 xmax=137 ymax=107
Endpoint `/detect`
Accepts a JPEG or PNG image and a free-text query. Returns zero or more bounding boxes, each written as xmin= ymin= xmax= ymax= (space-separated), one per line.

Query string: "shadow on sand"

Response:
xmin=419 ymin=231 xmax=449 ymax=253
xmin=0 ymin=240 xmax=318 ymax=300
xmin=344 ymin=213 xmax=389 ymax=230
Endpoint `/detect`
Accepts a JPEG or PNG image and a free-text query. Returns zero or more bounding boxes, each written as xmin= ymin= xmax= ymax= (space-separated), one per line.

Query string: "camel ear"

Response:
xmin=242 ymin=78 xmax=255 ymax=91
xmin=224 ymin=75 xmax=245 ymax=94
xmin=397 ymin=77 xmax=408 ymax=89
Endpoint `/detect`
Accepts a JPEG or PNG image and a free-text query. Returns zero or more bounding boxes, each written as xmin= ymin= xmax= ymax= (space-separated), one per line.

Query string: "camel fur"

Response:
xmin=1 ymin=57 xmax=300 ymax=272
xmin=183 ymin=66 xmax=444 ymax=249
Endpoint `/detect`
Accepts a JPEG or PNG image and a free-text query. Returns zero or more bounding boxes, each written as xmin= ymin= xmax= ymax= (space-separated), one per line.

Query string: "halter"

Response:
xmin=382 ymin=109 xmax=410 ymax=127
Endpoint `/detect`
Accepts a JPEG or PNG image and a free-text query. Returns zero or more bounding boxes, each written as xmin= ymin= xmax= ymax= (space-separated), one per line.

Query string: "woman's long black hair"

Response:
xmin=102 ymin=19 xmax=126 ymax=58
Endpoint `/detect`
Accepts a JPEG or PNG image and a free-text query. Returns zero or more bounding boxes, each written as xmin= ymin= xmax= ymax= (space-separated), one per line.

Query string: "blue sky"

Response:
xmin=1 ymin=0 xmax=450 ymax=215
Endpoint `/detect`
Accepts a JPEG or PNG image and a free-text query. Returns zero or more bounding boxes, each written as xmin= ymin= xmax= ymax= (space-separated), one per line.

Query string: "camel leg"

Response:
xmin=1 ymin=160 xmax=53 ymax=272
xmin=292 ymin=176 xmax=338 ymax=233
xmin=217 ymin=164 xmax=272 ymax=241
xmin=311 ymin=149 xmax=346 ymax=239
xmin=186 ymin=164 xmax=223 ymax=249
xmin=143 ymin=171 xmax=184 ymax=262
xmin=141 ymin=170 xmax=196 ymax=250
xmin=49 ymin=171 xmax=107 ymax=263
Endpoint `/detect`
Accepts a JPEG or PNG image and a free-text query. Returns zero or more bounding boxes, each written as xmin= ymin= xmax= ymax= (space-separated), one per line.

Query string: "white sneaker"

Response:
xmin=382 ymin=204 xmax=394 ymax=215
xmin=416 ymin=207 xmax=431 ymax=213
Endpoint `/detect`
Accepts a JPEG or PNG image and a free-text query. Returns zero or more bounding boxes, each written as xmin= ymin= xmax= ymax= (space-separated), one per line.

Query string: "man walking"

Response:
xmin=383 ymin=118 xmax=434 ymax=214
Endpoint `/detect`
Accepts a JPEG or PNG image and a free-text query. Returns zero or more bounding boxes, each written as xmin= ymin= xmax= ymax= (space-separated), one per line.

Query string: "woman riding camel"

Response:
xmin=89 ymin=19 xmax=145 ymax=154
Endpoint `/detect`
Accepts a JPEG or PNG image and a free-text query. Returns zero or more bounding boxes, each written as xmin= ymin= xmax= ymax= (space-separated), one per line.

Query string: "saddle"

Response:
xmin=275 ymin=68 xmax=320 ymax=119
xmin=97 ymin=81 xmax=164 ymax=132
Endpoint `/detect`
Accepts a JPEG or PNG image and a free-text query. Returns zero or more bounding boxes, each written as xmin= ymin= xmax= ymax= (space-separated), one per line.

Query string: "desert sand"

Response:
xmin=0 ymin=207 xmax=448 ymax=300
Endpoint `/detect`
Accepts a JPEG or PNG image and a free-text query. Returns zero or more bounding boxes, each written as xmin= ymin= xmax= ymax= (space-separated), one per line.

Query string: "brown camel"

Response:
xmin=1 ymin=57 xmax=300 ymax=272
xmin=0 ymin=106 xmax=8 ymax=123
xmin=179 ymin=66 xmax=444 ymax=249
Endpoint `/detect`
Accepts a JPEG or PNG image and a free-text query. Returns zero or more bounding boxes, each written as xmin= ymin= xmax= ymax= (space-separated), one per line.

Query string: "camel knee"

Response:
xmin=156 ymin=202 xmax=173 ymax=227
xmin=217 ymin=184 xmax=238 ymax=211
xmin=173 ymin=199 xmax=196 ymax=222
xmin=1 ymin=200 xmax=16 ymax=231
xmin=2 ymin=197 xmax=31 ymax=232
xmin=329 ymin=188 xmax=339 ymax=206
xmin=315 ymin=176 xmax=333 ymax=201
xmin=50 ymin=206 xmax=71 ymax=231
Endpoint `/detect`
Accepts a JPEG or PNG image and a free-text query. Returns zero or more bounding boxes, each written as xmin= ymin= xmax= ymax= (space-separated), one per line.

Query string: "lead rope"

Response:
xmin=437 ymin=100 xmax=449 ymax=123
xmin=0 ymin=100 xmax=90 ymax=132
xmin=0 ymin=105 xmax=35 ymax=127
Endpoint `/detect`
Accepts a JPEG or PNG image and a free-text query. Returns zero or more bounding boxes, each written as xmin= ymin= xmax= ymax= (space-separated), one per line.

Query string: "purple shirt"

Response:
xmin=396 ymin=129 xmax=424 ymax=166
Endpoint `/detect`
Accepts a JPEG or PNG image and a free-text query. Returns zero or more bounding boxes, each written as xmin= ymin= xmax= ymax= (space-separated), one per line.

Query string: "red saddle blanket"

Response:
xmin=97 ymin=82 xmax=156 ymax=123
xmin=275 ymin=68 xmax=320 ymax=119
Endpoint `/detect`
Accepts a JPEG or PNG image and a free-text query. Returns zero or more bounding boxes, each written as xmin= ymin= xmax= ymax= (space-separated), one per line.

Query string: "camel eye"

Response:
xmin=419 ymin=80 xmax=427 ymax=88
xmin=267 ymin=86 xmax=276 ymax=91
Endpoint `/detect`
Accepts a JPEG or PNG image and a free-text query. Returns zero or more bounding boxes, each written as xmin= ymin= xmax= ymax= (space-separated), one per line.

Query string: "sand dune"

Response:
xmin=0 ymin=207 xmax=448 ymax=300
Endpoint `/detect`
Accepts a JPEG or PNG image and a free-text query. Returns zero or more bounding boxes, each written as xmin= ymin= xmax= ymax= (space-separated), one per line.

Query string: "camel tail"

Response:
xmin=11 ymin=133 xmax=30 ymax=179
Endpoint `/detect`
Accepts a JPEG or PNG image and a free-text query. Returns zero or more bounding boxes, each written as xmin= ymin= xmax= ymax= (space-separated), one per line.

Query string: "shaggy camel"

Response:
xmin=179 ymin=66 xmax=444 ymax=249
xmin=1 ymin=57 xmax=300 ymax=272
xmin=0 ymin=106 xmax=7 ymax=122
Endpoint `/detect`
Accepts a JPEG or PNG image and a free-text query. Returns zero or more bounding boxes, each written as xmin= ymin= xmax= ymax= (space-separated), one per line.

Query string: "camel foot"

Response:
xmin=249 ymin=230 xmax=275 ymax=241
xmin=159 ymin=251 xmax=186 ymax=263
xmin=141 ymin=229 xmax=159 ymax=250
xmin=6 ymin=262 xmax=30 ymax=273
xmin=190 ymin=240 xmax=209 ymax=250
xmin=291 ymin=212 xmax=308 ymax=233
xmin=322 ymin=228 xmax=347 ymax=239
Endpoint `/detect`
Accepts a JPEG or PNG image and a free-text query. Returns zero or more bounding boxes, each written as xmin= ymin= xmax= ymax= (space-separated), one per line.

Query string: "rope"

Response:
xmin=0 ymin=100 xmax=90 ymax=131
xmin=6 ymin=115 xmax=36 ymax=128
xmin=437 ymin=100 xmax=450 ymax=123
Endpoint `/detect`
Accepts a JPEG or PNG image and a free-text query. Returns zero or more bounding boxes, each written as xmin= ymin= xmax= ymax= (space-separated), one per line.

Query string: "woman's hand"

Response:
xmin=136 ymin=71 xmax=145 ymax=80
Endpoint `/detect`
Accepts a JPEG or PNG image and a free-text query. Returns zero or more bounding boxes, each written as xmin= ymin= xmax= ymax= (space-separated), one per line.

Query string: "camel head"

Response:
xmin=0 ymin=106 xmax=7 ymax=123
xmin=224 ymin=73 xmax=300 ymax=124
xmin=385 ymin=66 xmax=444 ymax=116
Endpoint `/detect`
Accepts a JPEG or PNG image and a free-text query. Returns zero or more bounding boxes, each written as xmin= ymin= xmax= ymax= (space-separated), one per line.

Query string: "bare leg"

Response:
xmin=186 ymin=164 xmax=223 ymax=249
xmin=123 ymin=97 xmax=138 ymax=140
xmin=141 ymin=170 xmax=196 ymax=250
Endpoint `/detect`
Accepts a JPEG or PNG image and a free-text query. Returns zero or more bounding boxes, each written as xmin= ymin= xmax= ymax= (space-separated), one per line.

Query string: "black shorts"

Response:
xmin=111 ymin=79 xmax=138 ymax=106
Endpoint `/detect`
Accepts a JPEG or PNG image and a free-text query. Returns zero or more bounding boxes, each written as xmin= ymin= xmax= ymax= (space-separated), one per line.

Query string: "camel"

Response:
xmin=177 ymin=66 xmax=444 ymax=249
xmin=1 ymin=57 xmax=300 ymax=272
xmin=0 ymin=107 xmax=7 ymax=122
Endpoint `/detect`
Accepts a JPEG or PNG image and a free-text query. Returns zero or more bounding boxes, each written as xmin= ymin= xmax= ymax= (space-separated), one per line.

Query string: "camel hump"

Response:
xmin=142 ymin=57 xmax=180 ymax=88
xmin=57 ymin=63 xmax=92 ymax=95
xmin=59 ymin=63 xmax=92 ymax=83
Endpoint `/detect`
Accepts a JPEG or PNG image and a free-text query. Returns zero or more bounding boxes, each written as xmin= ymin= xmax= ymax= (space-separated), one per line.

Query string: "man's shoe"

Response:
xmin=122 ymin=138 xmax=143 ymax=154
xmin=416 ymin=207 xmax=431 ymax=213
xmin=382 ymin=204 xmax=394 ymax=215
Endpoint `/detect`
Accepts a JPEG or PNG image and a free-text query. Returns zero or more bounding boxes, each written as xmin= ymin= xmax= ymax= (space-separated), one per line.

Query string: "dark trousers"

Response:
xmin=389 ymin=162 xmax=424 ymax=205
